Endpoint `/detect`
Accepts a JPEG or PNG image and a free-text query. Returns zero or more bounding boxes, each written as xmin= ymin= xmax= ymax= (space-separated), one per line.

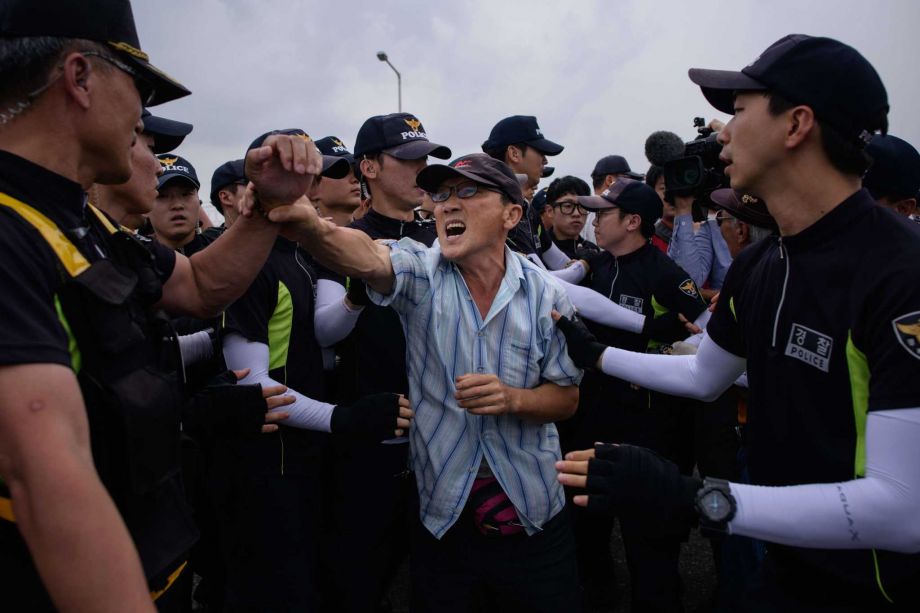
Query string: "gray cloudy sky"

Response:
xmin=134 ymin=0 xmax=920 ymax=221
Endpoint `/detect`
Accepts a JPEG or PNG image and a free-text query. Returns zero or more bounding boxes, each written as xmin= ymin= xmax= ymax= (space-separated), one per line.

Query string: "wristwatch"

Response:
xmin=695 ymin=477 xmax=737 ymax=537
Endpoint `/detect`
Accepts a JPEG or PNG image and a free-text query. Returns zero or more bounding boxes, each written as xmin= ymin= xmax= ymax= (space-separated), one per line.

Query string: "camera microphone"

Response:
xmin=645 ymin=131 xmax=686 ymax=167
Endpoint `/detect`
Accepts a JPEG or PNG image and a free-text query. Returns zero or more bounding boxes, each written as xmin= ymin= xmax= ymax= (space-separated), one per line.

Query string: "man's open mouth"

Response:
xmin=446 ymin=221 xmax=466 ymax=237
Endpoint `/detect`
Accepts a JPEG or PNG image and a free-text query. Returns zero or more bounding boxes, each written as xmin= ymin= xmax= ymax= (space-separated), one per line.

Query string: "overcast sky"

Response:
xmin=133 ymin=0 xmax=920 ymax=222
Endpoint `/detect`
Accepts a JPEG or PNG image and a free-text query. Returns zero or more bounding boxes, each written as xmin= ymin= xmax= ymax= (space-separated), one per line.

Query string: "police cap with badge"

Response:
xmin=353 ymin=113 xmax=451 ymax=160
xmin=0 ymin=0 xmax=190 ymax=106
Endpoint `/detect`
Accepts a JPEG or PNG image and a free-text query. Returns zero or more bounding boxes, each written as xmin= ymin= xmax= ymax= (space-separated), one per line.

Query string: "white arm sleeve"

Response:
xmin=547 ymin=261 xmax=588 ymax=284
xmin=729 ymin=408 xmax=920 ymax=553
xmin=222 ymin=333 xmax=334 ymax=432
xmin=555 ymin=278 xmax=644 ymax=334
xmin=314 ymin=278 xmax=362 ymax=348
xmin=178 ymin=329 xmax=214 ymax=366
xmin=599 ymin=332 xmax=746 ymax=401
xmin=541 ymin=242 xmax=571 ymax=270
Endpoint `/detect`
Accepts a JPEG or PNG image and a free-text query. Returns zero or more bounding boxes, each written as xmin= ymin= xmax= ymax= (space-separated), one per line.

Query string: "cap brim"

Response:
xmin=158 ymin=173 xmax=200 ymax=190
xmin=142 ymin=114 xmax=193 ymax=154
xmin=416 ymin=164 xmax=503 ymax=194
xmin=321 ymin=156 xmax=351 ymax=180
xmin=541 ymin=166 xmax=555 ymax=178
xmin=386 ymin=140 xmax=452 ymax=160
xmin=688 ymin=68 xmax=766 ymax=115
xmin=576 ymin=194 xmax=615 ymax=211
xmin=526 ymin=138 xmax=564 ymax=156
xmin=708 ymin=189 xmax=776 ymax=229
xmin=117 ymin=47 xmax=191 ymax=107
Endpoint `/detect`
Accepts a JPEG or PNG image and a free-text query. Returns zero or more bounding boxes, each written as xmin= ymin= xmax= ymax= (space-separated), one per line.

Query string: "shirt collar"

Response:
xmin=781 ymin=189 xmax=873 ymax=252
xmin=0 ymin=150 xmax=87 ymax=230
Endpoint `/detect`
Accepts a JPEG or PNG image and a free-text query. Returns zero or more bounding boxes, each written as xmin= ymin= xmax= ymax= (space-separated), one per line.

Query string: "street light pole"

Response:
xmin=376 ymin=51 xmax=401 ymax=112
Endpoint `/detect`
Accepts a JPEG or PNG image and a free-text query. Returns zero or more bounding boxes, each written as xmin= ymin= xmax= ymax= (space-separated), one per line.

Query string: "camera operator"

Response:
xmin=556 ymin=35 xmax=920 ymax=611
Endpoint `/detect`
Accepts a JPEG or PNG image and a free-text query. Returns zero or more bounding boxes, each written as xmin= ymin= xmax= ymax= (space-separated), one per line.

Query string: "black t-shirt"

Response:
xmin=707 ymin=189 xmax=920 ymax=592
xmin=223 ymin=237 xmax=324 ymax=400
xmin=336 ymin=208 xmax=437 ymax=400
xmin=0 ymin=151 xmax=175 ymax=369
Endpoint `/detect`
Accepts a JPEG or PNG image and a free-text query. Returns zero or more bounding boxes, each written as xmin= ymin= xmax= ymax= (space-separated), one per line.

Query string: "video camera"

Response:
xmin=662 ymin=117 xmax=727 ymax=199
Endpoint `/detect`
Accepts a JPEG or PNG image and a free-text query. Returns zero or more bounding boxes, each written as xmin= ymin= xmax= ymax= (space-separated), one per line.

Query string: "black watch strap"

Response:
xmin=695 ymin=477 xmax=737 ymax=537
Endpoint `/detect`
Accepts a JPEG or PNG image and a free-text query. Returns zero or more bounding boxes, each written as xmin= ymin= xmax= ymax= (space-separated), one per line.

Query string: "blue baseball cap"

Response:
xmin=481 ymin=115 xmax=564 ymax=156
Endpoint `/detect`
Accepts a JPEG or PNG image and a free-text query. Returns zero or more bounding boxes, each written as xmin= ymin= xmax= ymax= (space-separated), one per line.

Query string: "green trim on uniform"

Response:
xmin=54 ymin=294 xmax=81 ymax=373
xmin=267 ymin=282 xmax=293 ymax=376
xmin=647 ymin=295 xmax=668 ymax=351
xmin=729 ymin=296 xmax=737 ymax=321
xmin=845 ymin=333 xmax=869 ymax=478
xmin=845 ymin=333 xmax=894 ymax=604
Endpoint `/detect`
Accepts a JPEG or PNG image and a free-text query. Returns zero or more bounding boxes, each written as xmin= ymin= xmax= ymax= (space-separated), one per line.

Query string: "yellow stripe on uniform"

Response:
xmin=0 ymin=496 xmax=15 ymax=523
xmin=149 ymin=560 xmax=188 ymax=602
xmin=0 ymin=192 xmax=91 ymax=277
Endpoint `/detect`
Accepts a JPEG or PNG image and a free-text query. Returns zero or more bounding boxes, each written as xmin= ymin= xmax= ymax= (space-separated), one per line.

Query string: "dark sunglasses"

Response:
xmin=82 ymin=51 xmax=156 ymax=106
xmin=430 ymin=182 xmax=505 ymax=203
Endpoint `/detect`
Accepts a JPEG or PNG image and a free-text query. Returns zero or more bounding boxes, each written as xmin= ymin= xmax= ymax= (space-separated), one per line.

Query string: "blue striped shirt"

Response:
xmin=368 ymin=238 xmax=583 ymax=538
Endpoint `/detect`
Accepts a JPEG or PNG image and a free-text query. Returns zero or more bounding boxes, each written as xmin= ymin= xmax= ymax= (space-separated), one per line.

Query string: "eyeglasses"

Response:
xmin=82 ymin=51 xmax=155 ymax=106
xmin=429 ymin=182 xmax=504 ymax=203
xmin=715 ymin=210 xmax=735 ymax=226
xmin=553 ymin=200 xmax=587 ymax=216
xmin=594 ymin=206 xmax=621 ymax=220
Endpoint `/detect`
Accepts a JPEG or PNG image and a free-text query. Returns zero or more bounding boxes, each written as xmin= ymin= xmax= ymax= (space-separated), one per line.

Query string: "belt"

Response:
xmin=1 ymin=495 xmax=186 ymax=601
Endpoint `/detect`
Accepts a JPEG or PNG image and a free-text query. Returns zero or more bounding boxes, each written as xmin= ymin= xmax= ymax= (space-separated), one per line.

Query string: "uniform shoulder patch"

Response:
xmin=892 ymin=311 xmax=920 ymax=361
xmin=678 ymin=278 xmax=699 ymax=299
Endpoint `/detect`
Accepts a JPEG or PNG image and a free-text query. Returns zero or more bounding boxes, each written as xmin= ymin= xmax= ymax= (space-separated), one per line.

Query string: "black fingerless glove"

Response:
xmin=555 ymin=314 xmax=607 ymax=370
xmin=345 ymin=276 xmax=370 ymax=307
xmin=642 ymin=310 xmax=691 ymax=343
xmin=586 ymin=443 xmax=701 ymax=534
xmin=183 ymin=370 xmax=267 ymax=437
xmin=331 ymin=392 xmax=400 ymax=440
xmin=574 ymin=243 xmax=601 ymax=261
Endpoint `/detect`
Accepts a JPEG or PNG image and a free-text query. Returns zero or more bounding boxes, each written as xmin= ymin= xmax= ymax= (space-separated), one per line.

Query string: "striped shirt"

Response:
xmin=368 ymin=238 xmax=583 ymax=538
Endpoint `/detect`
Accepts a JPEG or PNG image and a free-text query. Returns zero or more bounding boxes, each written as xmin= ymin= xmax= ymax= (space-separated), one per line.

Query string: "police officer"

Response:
xmin=320 ymin=113 xmax=451 ymax=612
xmin=208 ymin=158 xmax=247 ymax=232
xmin=562 ymin=178 xmax=707 ymax=610
xmin=557 ymin=35 xmax=920 ymax=610
xmin=0 ymin=2 xmax=327 ymax=610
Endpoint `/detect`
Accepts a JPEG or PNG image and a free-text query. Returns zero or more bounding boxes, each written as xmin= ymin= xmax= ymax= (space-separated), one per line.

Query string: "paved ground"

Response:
xmin=385 ymin=519 xmax=718 ymax=612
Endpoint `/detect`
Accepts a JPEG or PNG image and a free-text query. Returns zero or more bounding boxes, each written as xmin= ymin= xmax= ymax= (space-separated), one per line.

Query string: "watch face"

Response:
xmin=700 ymin=490 xmax=732 ymax=522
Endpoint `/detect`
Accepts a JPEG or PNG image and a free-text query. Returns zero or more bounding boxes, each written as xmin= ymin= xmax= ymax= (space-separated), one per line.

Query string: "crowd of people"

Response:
xmin=1 ymin=2 xmax=920 ymax=613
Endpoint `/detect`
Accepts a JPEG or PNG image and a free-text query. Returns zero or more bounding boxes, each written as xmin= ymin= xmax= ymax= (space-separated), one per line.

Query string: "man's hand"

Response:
xmin=643 ymin=311 xmax=702 ymax=342
xmin=551 ymin=310 xmax=607 ymax=370
xmin=556 ymin=443 xmax=701 ymax=533
xmin=331 ymin=393 xmax=413 ymax=439
xmin=244 ymin=133 xmax=323 ymax=210
xmin=260 ymin=380 xmax=292 ymax=434
xmin=673 ymin=194 xmax=695 ymax=216
xmin=455 ymin=374 xmax=517 ymax=416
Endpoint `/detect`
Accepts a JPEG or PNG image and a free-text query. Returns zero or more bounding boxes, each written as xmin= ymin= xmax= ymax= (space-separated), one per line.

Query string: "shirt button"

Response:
xmin=478 ymin=331 xmax=485 ymax=338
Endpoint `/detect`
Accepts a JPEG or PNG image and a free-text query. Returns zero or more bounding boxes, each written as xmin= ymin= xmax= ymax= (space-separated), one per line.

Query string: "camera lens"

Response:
xmin=682 ymin=167 xmax=700 ymax=185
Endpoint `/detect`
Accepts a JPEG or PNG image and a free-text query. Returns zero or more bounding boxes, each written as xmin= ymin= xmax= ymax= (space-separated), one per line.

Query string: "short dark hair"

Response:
xmin=617 ymin=209 xmax=655 ymax=239
xmin=645 ymin=165 xmax=664 ymax=188
xmin=764 ymin=92 xmax=872 ymax=176
xmin=0 ymin=37 xmax=110 ymax=110
xmin=214 ymin=182 xmax=242 ymax=209
xmin=485 ymin=143 xmax=527 ymax=163
xmin=590 ymin=173 xmax=607 ymax=190
xmin=546 ymin=175 xmax=590 ymax=204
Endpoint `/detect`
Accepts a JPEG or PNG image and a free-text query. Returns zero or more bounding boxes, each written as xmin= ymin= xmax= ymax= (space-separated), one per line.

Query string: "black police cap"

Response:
xmin=689 ymin=34 xmax=888 ymax=145
xmin=141 ymin=109 xmax=192 ymax=154
xmin=0 ymin=0 xmax=190 ymax=106
xmin=577 ymin=178 xmax=663 ymax=226
xmin=210 ymin=159 xmax=246 ymax=205
xmin=481 ymin=116 xmax=564 ymax=156
xmin=864 ymin=135 xmax=920 ymax=201
xmin=246 ymin=129 xmax=350 ymax=180
xmin=353 ymin=113 xmax=451 ymax=160
xmin=157 ymin=154 xmax=199 ymax=190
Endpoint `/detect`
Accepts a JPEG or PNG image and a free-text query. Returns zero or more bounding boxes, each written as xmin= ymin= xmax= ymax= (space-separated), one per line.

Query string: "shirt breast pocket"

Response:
xmin=500 ymin=336 xmax=542 ymax=388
